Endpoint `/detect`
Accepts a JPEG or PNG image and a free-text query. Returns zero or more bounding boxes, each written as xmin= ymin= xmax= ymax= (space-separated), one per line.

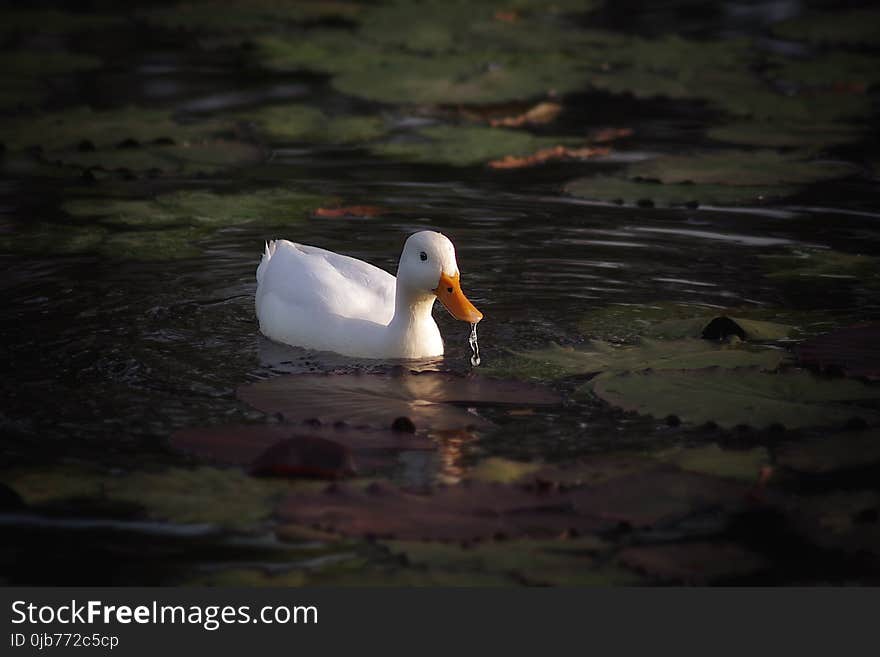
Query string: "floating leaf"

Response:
xmin=0 ymin=51 xmax=102 ymax=78
xmin=0 ymin=107 xmax=227 ymax=153
xmin=618 ymin=542 xmax=769 ymax=584
xmin=170 ymin=423 xmax=435 ymax=466
xmin=707 ymin=122 xmax=862 ymax=149
xmin=372 ymin=125 xmax=574 ymax=166
xmin=796 ymin=325 xmax=880 ymax=380
xmin=761 ymin=250 xmax=880 ymax=282
xmin=237 ymin=372 xmax=561 ymax=432
xmin=234 ymin=104 xmax=387 ymax=144
xmin=278 ymin=479 xmax=606 ymax=541
xmin=467 ymin=457 xmax=543 ymax=484
xmin=144 ymin=0 xmax=362 ymax=33
xmin=278 ymin=463 xmax=751 ymax=540
xmin=63 ymin=188 xmax=329 ymax=229
xmin=313 ymin=205 xmax=386 ymax=218
xmin=628 ymin=150 xmax=854 ymax=187
xmin=0 ymin=9 xmax=125 ymax=35
xmin=488 ymin=339 xmax=784 ymax=382
xmin=488 ymin=145 xmax=608 ymax=169
xmin=385 ymin=538 xmax=642 ymax=586
xmin=564 ymin=175 xmax=795 ymax=207
xmin=251 ymin=437 xmax=356 ymax=479
xmin=650 ymin=444 xmax=770 ymax=483
xmin=589 ymin=368 xmax=880 ymax=429
xmin=2 ymin=465 xmax=287 ymax=532
xmin=773 ymin=9 xmax=880 ymax=46
xmin=770 ymin=52 xmax=880 ymax=90
xmin=776 ymin=431 xmax=880 ymax=475
xmin=488 ymin=101 xmax=562 ymax=127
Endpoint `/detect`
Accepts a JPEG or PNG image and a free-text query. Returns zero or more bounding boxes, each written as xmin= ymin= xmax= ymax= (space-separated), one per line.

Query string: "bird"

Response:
xmin=255 ymin=230 xmax=483 ymax=359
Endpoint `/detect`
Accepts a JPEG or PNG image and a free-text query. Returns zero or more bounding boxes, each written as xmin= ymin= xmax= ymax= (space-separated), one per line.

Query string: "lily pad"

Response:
xmin=278 ymin=462 xmax=751 ymax=541
xmin=0 ymin=9 xmax=124 ymax=34
xmin=618 ymin=542 xmax=769 ymax=584
xmin=650 ymin=444 xmax=770 ymax=483
xmin=373 ymin=125 xmax=576 ymax=166
xmin=796 ymin=325 xmax=880 ymax=380
xmin=628 ymin=150 xmax=854 ymax=187
xmin=0 ymin=107 xmax=227 ymax=153
xmin=761 ymin=250 xmax=880 ymax=282
xmin=46 ymin=139 xmax=264 ymax=177
xmin=707 ymin=122 xmax=863 ymax=149
xmin=0 ymin=51 xmax=103 ymax=78
xmin=770 ymin=52 xmax=880 ymax=90
xmin=63 ymin=188 xmax=329 ymax=229
xmin=140 ymin=1 xmax=362 ymax=33
xmin=256 ymin=31 xmax=591 ymax=105
xmin=278 ymin=479 xmax=607 ymax=541
xmin=234 ymin=104 xmax=387 ymax=144
xmin=2 ymin=465 xmax=287 ymax=532
xmin=773 ymin=9 xmax=880 ymax=46
xmin=589 ymin=368 xmax=880 ymax=429
xmin=488 ymin=339 xmax=784 ymax=382
xmin=385 ymin=538 xmax=641 ymax=586
xmin=251 ymin=437 xmax=356 ymax=479
xmin=237 ymin=372 xmax=561 ymax=432
xmin=578 ymin=303 xmax=806 ymax=343
xmin=564 ymin=175 xmax=795 ymax=207
xmin=776 ymin=430 xmax=880 ymax=475
xmin=170 ymin=423 xmax=435 ymax=466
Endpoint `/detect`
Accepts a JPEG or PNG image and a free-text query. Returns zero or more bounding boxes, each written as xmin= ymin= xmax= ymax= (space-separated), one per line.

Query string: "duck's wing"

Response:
xmin=256 ymin=239 xmax=396 ymax=324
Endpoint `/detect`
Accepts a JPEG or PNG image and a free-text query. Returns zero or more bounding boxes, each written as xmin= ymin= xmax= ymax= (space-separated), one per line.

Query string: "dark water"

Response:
xmin=2 ymin=1 xmax=880 ymax=585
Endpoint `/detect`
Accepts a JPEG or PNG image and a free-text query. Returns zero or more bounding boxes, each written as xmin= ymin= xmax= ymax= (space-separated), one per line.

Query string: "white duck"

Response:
xmin=255 ymin=230 xmax=483 ymax=359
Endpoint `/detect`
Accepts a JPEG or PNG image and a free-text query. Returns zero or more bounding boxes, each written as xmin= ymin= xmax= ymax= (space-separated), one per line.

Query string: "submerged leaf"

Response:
xmin=237 ymin=372 xmax=561 ymax=432
xmin=776 ymin=430 xmax=880 ymax=475
xmin=170 ymin=423 xmax=435 ymax=466
xmin=796 ymin=325 xmax=880 ymax=380
xmin=251 ymin=437 xmax=356 ymax=479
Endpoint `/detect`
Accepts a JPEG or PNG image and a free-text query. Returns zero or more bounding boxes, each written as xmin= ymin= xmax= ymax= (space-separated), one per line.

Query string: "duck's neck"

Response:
xmin=387 ymin=282 xmax=440 ymax=354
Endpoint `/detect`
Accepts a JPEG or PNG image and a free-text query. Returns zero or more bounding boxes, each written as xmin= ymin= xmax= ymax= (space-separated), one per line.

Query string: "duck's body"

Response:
xmin=255 ymin=231 xmax=481 ymax=359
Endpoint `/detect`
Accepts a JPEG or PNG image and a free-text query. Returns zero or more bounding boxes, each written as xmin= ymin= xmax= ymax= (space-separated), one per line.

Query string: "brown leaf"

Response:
xmin=313 ymin=205 xmax=386 ymax=218
xmin=493 ymin=10 xmax=520 ymax=23
xmin=488 ymin=145 xmax=609 ymax=169
xmin=590 ymin=127 xmax=634 ymax=143
xmin=489 ymin=101 xmax=562 ymax=127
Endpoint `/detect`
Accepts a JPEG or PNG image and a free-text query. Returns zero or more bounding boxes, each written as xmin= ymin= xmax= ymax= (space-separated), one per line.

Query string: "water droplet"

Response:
xmin=468 ymin=322 xmax=481 ymax=367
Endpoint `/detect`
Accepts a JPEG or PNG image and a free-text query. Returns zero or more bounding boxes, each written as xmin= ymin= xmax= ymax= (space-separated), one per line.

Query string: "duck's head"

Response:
xmin=398 ymin=230 xmax=483 ymax=323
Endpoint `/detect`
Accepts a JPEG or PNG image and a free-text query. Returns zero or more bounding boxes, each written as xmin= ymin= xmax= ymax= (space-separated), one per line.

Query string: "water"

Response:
xmin=468 ymin=322 xmax=481 ymax=367
xmin=1 ymin=2 xmax=880 ymax=585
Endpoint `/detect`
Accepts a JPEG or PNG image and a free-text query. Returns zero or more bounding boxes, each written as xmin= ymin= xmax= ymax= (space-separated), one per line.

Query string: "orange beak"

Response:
xmin=435 ymin=272 xmax=483 ymax=323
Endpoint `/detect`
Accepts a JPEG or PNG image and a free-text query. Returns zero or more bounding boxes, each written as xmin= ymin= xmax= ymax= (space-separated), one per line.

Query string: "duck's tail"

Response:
xmin=256 ymin=240 xmax=277 ymax=285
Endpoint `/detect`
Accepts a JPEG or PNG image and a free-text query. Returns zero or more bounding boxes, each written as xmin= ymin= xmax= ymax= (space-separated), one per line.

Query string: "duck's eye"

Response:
xmin=419 ymin=251 xmax=427 ymax=261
